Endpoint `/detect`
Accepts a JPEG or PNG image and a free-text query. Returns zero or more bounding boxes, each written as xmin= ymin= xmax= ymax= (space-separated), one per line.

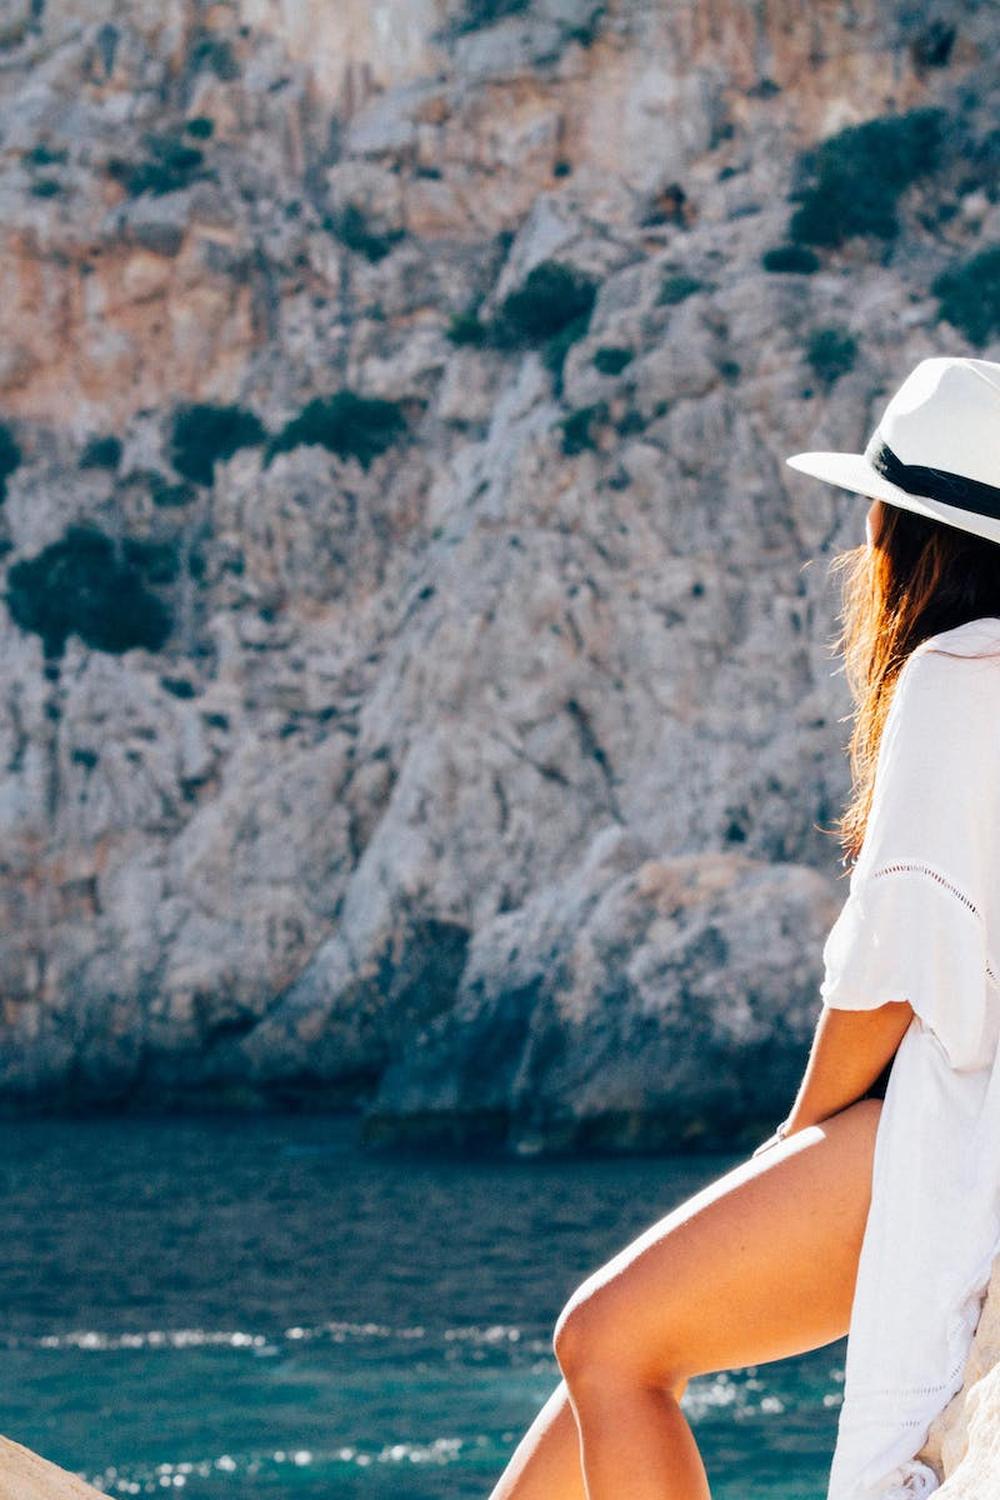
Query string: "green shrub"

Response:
xmin=494 ymin=261 xmax=598 ymax=396
xmin=80 ymin=435 xmax=122 ymax=470
xmin=170 ymin=403 xmax=266 ymax=485
xmin=122 ymin=537 xmax=182 ymax=585
xmin=184 ymin=116 xmax=215 ymax=139
xmin=153 ymin=480 xmax=195 ymax=508
xmin=268 ymin=392 xmax=407 ymax=470
xmin=107 ymin=133 xmax=210 ymax=197
xmin=788 ymin=107 xmax=948 ymax=247
xmin=957 ymin=126 xmax=1000 ymax=199
xmin=5 ymin=524 xmax=173 ymax=659
xmin=161 ymin=676 xmax=197 ymax=699
xmin=446 ymin=308 xmax=490 ymax=346
xmin=495 ymin=261 xmax=598 ymax=346
xmin=658 ymin=273 xmax=703 ymax=305
xmin=932 ymin=246 xmax=1000 ymax=347
xmin=542 ymin=315 xmax=592 ymax=397
xmin=762 ymin=244 xmax=820 ymax=273
xmin=615 ymin=409 xmax=647 ymax=437
xmin=189 ymin=30 xmax=239 ymax=80
xmin=30 ymin=178 xmax=62 ymax=198
xmin=328 ymin=203 xmax=404 ymax=263
xmin=593 ymin=346 xmax=633 ymax=375
xmin=23 ymin=144 xmax=68 ymax=167
xmin=139 ymin=471 xmax=196 ymax=508
xmin=910 ymin=20 xmax=956 ymax=69
xmin=806 ymin=327 xmax=857 ymax=387
xmin=558 ymin=402 xmax=609 ymax=456
xmin=446 ymin=263 xmax=600 ymax=395
xmin=453 ymin=0 xmax=530 ymax=32
xmin=0 ymin=423 xmax=22 ymax=502
xmin=0 ymin=19 xmax=30 ymax=49
xmin=567 ymin=8 xmax=605 ymax=47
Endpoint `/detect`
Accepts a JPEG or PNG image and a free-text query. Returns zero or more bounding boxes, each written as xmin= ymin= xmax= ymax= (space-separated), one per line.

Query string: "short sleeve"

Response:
xmin=819 ymin=647 xmax=1000 ymax=1072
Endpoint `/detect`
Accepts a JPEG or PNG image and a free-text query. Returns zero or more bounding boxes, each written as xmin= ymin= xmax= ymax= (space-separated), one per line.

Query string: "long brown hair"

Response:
xmin=826 ymin=498 xmax=1000 ymax=872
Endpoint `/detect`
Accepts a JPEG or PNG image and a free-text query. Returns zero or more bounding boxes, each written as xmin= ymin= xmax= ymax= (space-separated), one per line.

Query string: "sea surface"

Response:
xmin=0 ymin=1114 xmax=847 ymax=1498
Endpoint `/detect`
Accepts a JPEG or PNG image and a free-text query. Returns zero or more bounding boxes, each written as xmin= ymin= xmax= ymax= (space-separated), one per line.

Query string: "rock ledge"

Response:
xmin=0 ymin=1435 xmax=104 ymax=1500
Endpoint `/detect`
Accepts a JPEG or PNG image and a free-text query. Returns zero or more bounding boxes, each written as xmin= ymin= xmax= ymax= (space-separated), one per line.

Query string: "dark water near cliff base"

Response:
xmin=0 ymin=1115 xmax=845 ymax=1497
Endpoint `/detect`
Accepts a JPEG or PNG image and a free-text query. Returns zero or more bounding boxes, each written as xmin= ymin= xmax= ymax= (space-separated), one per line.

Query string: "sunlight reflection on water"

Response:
xmin=0 ymin=1115 xmax=844 ymax=1498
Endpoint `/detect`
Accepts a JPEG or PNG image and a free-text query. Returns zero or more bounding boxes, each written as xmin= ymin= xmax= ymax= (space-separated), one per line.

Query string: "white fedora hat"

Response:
xmin=785 ymin=356 xmax=1000 ymax=547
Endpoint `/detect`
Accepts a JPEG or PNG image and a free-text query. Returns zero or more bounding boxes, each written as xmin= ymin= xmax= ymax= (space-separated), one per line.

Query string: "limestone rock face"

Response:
xmin=0 ymin=0 xmax=996 ymax=1142
xmin=0 ymin=1435 xmax=104 ymax=1500
xmin=362 ymin=830 xmax=841 ymax=1153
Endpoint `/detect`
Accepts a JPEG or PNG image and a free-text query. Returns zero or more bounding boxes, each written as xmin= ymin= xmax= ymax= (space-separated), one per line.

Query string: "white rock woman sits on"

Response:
xmin=488 ymin=356 xmax=1000 ymax=1500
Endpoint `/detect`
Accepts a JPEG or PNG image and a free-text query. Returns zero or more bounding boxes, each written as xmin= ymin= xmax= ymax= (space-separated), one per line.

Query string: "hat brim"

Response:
xmin=784 ymin=450 xmax=966 ymax=529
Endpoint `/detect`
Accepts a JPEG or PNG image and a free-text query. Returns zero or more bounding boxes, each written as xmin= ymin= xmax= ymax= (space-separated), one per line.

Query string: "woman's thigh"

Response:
xmin=553 ymin=1097 xmax=882 ymax=1387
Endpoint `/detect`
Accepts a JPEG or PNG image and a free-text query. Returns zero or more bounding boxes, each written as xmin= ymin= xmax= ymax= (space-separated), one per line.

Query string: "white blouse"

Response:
xmin=821 ymin=616 xmax=1000 ymax=1500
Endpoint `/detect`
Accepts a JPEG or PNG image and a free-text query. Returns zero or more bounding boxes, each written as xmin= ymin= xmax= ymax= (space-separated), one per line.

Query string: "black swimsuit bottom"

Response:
xmin=863 ymin=1056 xmax=893 ymax=1102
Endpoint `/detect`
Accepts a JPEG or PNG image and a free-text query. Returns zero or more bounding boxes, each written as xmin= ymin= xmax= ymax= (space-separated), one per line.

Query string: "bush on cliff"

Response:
xmin=107 ymin=132 xmax=213 ymax=197
xmin=184 ymin=116 xmax=215 ymax=140
xmin=443 ymin=263 xmax=600 ymax=393
xmin=23 ymin=144 xmax=68 ymax=167
xmin=788 ymin=106 xmax=948 ymax=246
xmin=453 ymin=0 xmax=530 ymax=33
xmin=79 ymin=435 xmax=123 ymax=471
xmin=910 ymin=20 xmax=956 ymax=70
xmin=494 ymin=260 xmax=598 ymax=347
xmin=188 ymin=29 xmax=240 ymax=81
xmin=593 ymin=346 xmax=633 ymax=375
xmin=268 ymin=392 xmax=408 ymax=470
xmin=806 ymin=326 xmax=857 ymax=388
xmin=658 ymin=273 xmax=703 ymax=305
xmin=762 ymin=244 xmax=819 ymax=274
xmin=0 ymin=423 xmax=22 ymax=502
xmin=170 ymin=403 xmax=267 ymax=485
xmin=932 ymin=246 xmax=1000 ymax=348
xmin=147 ymin=472 xmax=197 ymax=508
xmin=5 ymin=524 xmax=173 ymax=659
xmin=328 ymin=203 xmax=405 ymax=263
xmin=493 ymin=260 xmax=599 ymax=396
xmin=446 ymin=307 xmax=491 ymax=346
xmin=558 ymin=402 xmax=609 ymax=456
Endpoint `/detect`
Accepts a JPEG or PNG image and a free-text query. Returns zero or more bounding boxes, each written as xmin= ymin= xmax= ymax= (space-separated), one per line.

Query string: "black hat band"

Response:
xmin=866 ymin=433 xmax=1000 ymax=523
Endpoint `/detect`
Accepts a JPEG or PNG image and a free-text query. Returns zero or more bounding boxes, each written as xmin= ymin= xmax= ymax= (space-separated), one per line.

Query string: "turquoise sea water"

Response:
xmin=0 ymin=1114 xmax=845 ymax=1497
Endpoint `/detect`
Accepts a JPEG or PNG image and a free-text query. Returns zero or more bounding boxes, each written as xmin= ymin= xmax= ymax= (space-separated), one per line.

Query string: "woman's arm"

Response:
xmin=785 ymin=999 xmax=915 ymax=1133
xmin=752 ymin=1000 xmax=914 ymax=1157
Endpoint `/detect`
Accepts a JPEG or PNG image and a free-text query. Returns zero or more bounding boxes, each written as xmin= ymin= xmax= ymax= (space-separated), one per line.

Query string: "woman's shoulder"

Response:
xmin=881 ymin=621 xmax=1000 ymax=780
xmin=890 ymin=618 xmax=1000 ymax=750
xmin=897 ymin=619 xmax=1000 ymax=703
xmin=912 ymin=615 xmax=1000 ymax=660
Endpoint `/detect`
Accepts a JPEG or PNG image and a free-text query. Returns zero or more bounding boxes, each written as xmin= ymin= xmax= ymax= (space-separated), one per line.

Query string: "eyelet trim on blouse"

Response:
xmin=869 ymin=860 xmax=1000 ymax=993
xmin=843 ymin=1244 xmax=988 ymax=1404
xmin=845 ymin=1348 xmax=965 ymax=1404
xmin=838 ymin=1304 xmax=980 ymax=1495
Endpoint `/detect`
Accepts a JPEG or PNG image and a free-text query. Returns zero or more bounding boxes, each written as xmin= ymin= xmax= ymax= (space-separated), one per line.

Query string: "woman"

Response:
xmin=488 ymin=355 xmax=1000 ymax=1500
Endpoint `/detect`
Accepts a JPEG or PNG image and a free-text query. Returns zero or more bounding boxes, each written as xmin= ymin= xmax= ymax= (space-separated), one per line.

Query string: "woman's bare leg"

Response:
xmin=487 ymin=1096 xmax=882 ymax=1499
xmin=487 ymin=1368 xmax=691 ymax=1500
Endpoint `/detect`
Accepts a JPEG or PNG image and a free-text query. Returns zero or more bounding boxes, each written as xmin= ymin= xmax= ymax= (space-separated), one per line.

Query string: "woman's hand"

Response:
xmin=751 ymin=1121 xmax=790 ymax=1158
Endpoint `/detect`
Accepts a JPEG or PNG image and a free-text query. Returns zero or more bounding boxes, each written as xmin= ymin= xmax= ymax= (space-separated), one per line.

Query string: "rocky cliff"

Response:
xmin=0 ymin=0 xmax=996 ymax=1150
xmin=0 ymin=1434 xmax=104 ymax=1500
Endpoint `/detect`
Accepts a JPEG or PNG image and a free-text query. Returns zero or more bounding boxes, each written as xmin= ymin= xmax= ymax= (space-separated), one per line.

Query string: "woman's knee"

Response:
xmin=551 ymin=1288 xmax=594 ymax=1379
xmin=552 ymin=1278 xmax=687 ymax=1392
